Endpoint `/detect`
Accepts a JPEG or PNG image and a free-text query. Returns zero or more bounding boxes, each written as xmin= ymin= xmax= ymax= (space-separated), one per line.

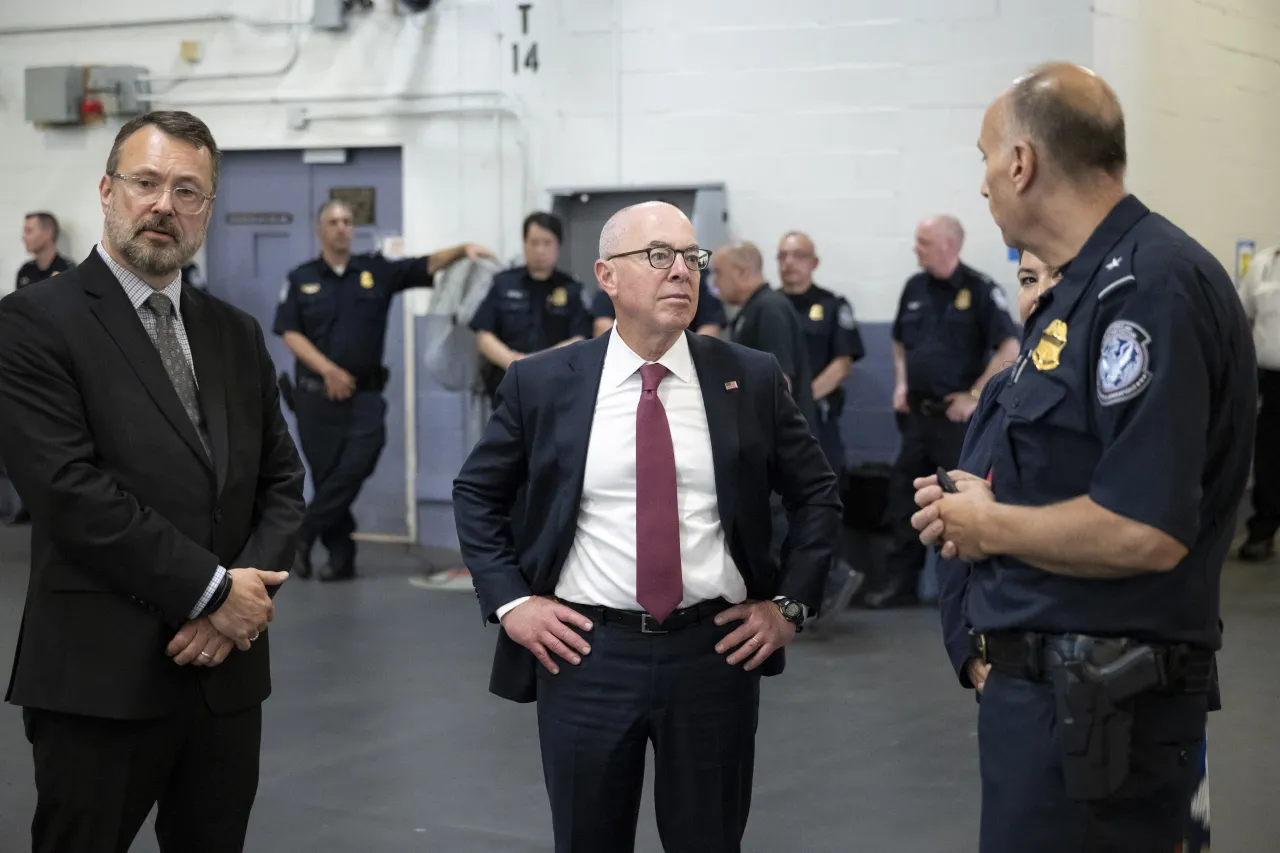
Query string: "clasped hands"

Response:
xmin=910 ymin=470 xmax=997 ymax=562
xmin=166 ymin=567 xmax=289 ymax=667
xmin=501 ymin=597 xmax=796 ymax=675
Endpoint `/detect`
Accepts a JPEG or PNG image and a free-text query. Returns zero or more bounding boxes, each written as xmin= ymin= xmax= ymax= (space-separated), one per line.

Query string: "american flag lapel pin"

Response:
xmin=724 ymin=380 xmax=738 ymax=391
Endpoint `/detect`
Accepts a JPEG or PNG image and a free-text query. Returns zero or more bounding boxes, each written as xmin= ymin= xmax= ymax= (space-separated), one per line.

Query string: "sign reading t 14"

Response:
xmin=512 ymin=3 xmax=539 ymax=74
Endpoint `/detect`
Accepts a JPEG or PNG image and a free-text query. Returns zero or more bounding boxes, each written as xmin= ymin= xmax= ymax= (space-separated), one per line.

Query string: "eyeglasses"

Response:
xmin=606 ymin=244 xmax=711 ymax=271
xmin=110 ymin=173 xmax=215 ymax=216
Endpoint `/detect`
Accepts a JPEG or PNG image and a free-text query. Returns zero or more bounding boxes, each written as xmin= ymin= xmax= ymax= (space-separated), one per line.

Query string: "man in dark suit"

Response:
xmin=0 ymin=111 xmax=305 ymax=853
xmin=453 ymin=201 xmax=841 ymax=853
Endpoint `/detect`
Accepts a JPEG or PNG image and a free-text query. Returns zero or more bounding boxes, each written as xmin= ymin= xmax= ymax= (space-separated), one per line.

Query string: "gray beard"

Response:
xmin=104 ymin=203 xmax=202 ymax=278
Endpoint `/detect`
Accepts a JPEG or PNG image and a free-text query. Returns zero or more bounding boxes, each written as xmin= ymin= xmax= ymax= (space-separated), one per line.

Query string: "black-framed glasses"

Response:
xmin=110 ymin=172 xmax=215 ymax=216
xmin=606 ymin=244 xmax=711 ymax=271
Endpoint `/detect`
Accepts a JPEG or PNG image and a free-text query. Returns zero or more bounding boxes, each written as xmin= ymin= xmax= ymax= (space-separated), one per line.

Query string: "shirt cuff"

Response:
xmin=190 ymin=566 xmax=226 ymax=619
xmin=496 ymin=596 xmax=532 ymax=621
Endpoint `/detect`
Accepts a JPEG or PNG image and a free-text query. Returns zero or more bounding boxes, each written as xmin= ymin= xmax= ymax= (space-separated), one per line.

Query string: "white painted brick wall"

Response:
xmin=1095 ymin=0 xmax=1280 ymax=274
xmin=11 ymin=0 xmax=1270 ymax=323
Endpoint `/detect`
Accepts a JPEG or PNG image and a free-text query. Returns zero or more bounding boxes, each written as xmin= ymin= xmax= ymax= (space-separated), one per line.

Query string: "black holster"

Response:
xmin=1048 ymin=643 xmax=1161 ymax=801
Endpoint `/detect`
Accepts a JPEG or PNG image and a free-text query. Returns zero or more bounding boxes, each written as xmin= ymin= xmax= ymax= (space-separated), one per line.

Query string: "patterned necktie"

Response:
xmin=635 ymin=363 xmax=683 ymax=623
xmin=146 ymin=293 xmax=209 ymax=458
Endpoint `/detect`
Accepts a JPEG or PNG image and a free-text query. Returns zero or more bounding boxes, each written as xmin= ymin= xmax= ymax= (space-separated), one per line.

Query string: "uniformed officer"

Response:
xmin=914 ymin=62 xmax=1255 ymax=853
xmin=471 ymin=211 xmax=593 ymax=399
xmin=777 ymin=230 xmax=865 ymax=474
xmin=865 ymin=215 xmax=1019 ymax=609
xmin=712 ymin=240 xmax=816 ymax=427
xmin=15 ymin=211 xmax=73 ymax=289
xmin=590 ymin=275 xmax=727 ymax=338
xmin=274 ymin=199 xmax=494 ymax=581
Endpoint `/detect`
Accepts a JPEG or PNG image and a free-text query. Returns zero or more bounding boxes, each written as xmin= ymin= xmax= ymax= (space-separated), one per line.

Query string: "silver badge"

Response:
xmin=1097 ymin=320 xmax=1153 ymax=406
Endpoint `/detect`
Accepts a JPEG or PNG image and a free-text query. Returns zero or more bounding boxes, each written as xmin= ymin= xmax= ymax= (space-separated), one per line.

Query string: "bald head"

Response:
xmin=710 ymin=240 xmax=766 ymax=306
xmin=1003 ymin=62 xmax=1126 ymax=179
xmin=598 ymin=201 xmax=692 ymax=258
xmin=914 ymin=216 xmax=964 ymax=278
xmin=778 ymin=231 xmax=819 ymax=292
xmin=716 ymin=241 xmax=764 ymax=276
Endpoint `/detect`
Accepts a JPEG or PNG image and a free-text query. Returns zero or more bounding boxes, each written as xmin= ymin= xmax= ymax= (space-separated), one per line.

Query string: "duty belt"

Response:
xmin=296 ymin=368 xmax=388 ymax=394
xmin=908 ymin=395 xmax=949 ymax=417
xmin=973 ymin=631 xmax=1216 ymax=694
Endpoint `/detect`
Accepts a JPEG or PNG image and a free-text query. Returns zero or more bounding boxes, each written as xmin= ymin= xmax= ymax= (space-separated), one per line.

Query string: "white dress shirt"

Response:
xmin=497 ymin=330 xmax=747 ymax=618
xmin=1238 ymin=246 xmax=1280 ymax=369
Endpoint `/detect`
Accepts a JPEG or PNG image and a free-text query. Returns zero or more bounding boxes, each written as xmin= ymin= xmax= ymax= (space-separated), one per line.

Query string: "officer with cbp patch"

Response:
xmin=912 ymin=63 xmax=1254 ymax=853
xmin=274 ymin=199 xmax=493 ymax=581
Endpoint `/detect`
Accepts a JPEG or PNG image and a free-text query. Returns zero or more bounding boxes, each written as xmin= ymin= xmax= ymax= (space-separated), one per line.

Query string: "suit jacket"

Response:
xmin=0 ymin=249 xmax=305 ymax=720
xmin=453 ymin=330 xmax=842 ymax=703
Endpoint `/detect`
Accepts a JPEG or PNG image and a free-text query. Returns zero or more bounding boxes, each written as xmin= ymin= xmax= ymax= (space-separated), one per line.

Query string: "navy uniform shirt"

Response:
xmin=15 ymin=253 xmax=73 ymax=289
xmin=967 ymin=195 xmax=1257 ymax=650
xmin=273 ymin=252 xmax=431 ymax=381
xmin=589 ymin=278 xmax=728 ymax=332
xmin=470 ymin=266 xmax=592 ymax=354
xmin=728 ymin=284 xmax=817 ymax=428
xmin=785 ymin=283 xmax=865 ymax=413
xmin=892 ymin=263 xmax=1017 ymax=400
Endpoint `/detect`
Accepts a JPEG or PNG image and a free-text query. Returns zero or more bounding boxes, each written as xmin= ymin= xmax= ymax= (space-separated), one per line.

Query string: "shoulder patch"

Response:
xmin=278 ymin=279 xmax=290 ymax=303
xmin=1096 ymin=274 xmax=1136 ymax=301
xmin=837 ymin=301 xmax=856 ymax=329
xmin=990 ymin=284 xmax=1009 ymax=312
xmin=1097 ymin=320 xmax=1153 ymax=406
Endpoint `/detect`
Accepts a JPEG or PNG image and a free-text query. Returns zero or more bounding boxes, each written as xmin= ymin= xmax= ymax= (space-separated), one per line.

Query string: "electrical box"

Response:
xmin=312 ymin=0 xmax=348 ymax=30
xmin=25 ymin=65 xmax=150 ymax=126
xmin=24 ymin=66 xmax=84 ymax=124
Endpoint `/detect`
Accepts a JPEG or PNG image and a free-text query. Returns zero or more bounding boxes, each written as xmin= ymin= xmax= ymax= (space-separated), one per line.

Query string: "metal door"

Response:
xmin=203 ymin=148 xmax=411 ymax=541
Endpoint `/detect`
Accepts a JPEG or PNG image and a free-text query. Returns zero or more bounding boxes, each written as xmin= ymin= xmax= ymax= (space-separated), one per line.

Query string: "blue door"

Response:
xmin=203 ymin=148 xmax=411 ymax=541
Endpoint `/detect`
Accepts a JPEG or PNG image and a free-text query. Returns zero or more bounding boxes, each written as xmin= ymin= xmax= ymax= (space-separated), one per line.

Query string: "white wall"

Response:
xmin=1095 ymin=0 xmax=1280 ymax=275
xmin=0 ymin=0 xmax=1102 ymax=319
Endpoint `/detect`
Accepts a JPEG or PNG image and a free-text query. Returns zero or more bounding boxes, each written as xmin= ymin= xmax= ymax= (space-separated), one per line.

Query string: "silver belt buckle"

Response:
xmin=640 ymin=613 xmax=668 ymax=634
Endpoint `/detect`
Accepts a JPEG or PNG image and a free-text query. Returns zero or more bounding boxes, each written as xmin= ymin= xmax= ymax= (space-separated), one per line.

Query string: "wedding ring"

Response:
xmin=199 ymin=652 xmax=212 ymax=659
xmin=250 ymin=632 xmax=260 ymax=641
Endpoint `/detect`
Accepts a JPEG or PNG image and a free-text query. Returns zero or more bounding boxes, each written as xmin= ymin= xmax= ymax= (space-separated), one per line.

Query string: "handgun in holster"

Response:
xmin=1048 ymin=640 xmax=1162 ymax=801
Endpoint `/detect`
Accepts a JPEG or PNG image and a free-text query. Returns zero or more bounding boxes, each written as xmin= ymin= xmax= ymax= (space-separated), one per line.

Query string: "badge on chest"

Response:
xmin=1033 ymin=319 xmax=1068 ymax=371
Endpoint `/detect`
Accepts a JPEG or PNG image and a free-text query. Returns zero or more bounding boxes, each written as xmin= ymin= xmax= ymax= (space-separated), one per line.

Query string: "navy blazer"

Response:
xmin=938 ymin=365 xmax=1015 ymax=688
xmin=453 ymin=330 xmax=843 ymax=703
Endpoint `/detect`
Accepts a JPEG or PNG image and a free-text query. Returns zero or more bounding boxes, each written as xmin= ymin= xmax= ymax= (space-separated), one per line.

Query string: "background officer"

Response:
xmin=274 ymin=199 xmax=493 ymax=581
xmin=915 ymin=62 xmax=1254 ymax=853
xmin=866 ymin=214 xmax=1018 ymax=608
xmin=471 ymin=211 xmax=592 ymax=400
xmin=589 ymin=275 xmax=727 ymax=337
xmin=16 ymin=211 xmax=72 ymax=289
xmin=777 ymin=230 xmax=865 ymax=475
xmin=1235 ymin=244 xmax=1280 ymax=560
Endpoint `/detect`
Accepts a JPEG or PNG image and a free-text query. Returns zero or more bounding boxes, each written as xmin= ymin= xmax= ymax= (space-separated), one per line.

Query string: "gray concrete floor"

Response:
xmin=0 ymin=525 xmax=1276 ymax=852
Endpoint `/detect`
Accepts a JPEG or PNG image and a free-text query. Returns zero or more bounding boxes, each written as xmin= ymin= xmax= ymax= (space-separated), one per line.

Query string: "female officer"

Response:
xmin=932 ymin=250 xmax=1210 ymax=852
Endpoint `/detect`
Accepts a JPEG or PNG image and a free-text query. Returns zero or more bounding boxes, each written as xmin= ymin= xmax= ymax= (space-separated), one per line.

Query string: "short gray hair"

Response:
xmin=105 ymin=110 xmax=221 ymax=192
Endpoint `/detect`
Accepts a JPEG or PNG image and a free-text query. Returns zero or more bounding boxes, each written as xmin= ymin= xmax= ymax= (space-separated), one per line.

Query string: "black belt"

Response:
xmin=296 ymin=371 xmax=387 ymax=394
xmin=909 ymin=395 xmax=949 ymax=417
xmin=557 ymin=598 xmax=730 ymax=634
xmin=973 ymin=631 xmax=1216 ymax=694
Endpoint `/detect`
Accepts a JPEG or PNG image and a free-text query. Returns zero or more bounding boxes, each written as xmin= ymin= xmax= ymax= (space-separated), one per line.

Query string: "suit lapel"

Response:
xmin=688 ymin=332 xmax=741 ymax=535
xmin=555 ymin=333 xmax=609 ymax=503
xmin=82 ymin=251 xmax=213 ymax=472
xmin=180 ymin=287 xmax=230 ymax=494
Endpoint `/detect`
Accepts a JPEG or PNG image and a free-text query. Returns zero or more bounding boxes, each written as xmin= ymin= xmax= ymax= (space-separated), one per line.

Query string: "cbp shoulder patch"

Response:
xmin=278 ymin=279 xmax=290 ymax=303
xmin=837 ymin=302 xmax=856 ymax=329
xmin=990 ymin=284 xmax=1009 ymax=312
xmin=1097 ymin=320 xmax=1153 ymax=406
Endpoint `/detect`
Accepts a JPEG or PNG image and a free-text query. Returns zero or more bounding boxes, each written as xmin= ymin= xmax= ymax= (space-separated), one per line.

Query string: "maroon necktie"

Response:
xmin=635 ymin=363 xmax=683 ymax=623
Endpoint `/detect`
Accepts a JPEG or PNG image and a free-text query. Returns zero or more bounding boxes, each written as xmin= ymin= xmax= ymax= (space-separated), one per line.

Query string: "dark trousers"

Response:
xmin=884 ymin=412 xmax=967 ymax=593
xmin=815 ymin=402 xmax=846 ymax=480
xmin=294 ymin=389 xmax=387 ymax=566
xmin=1246 ymin=367 xmax=1280 ymax=542
xmin=24 ymin=688 xmax=262 ymax=853
xmin=977 ymin=670 xmax=1206 ymax=853
xmin=536 ymin=615 xmax=761 ymax=853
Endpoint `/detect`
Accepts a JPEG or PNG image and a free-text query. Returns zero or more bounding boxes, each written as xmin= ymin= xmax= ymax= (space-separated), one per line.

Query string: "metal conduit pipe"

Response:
xmin=145 ymin=89 xmax=514 ymax=108
xmin=0 ymin=15 xmax=307 ymax=37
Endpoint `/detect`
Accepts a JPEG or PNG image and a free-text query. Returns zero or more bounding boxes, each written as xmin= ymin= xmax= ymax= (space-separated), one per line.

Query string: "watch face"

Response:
xmin=782 ymin=601 xmax=803 ymax=622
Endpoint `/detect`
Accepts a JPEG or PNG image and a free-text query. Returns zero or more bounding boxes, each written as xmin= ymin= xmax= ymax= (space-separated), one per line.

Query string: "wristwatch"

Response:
xmin=773 ymin=597 xmax=806 ymax=631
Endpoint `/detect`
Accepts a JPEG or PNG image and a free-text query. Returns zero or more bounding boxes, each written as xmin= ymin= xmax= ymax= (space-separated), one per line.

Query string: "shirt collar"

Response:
xmin=602 ymin=327 xmax=694 ymax=389
xmin=96 ymin=243 xmax=183 ymax=312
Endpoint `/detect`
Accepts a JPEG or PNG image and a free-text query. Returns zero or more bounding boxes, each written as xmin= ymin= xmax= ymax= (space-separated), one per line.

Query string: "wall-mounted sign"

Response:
xmin=225 ymin=212 xmax=294 ymax=225
xmin=329 ymin=186 xmax=376 ymax=226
